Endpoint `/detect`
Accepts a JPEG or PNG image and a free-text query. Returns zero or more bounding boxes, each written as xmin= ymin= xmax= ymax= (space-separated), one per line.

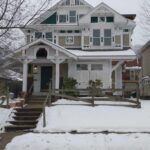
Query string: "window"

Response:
xmin=75 ymin=0 xmax=79 ymax=5
xmin=36 ymin=48 xmax=47 ymax=58
xmin=35 ymin=32 xmax=42 ymax=39
xmin=59 ymin=30 xmax=66 ymax=33
xmin=66 ymin=0 xmax=70 ymax=5
xmin=46 ymin=32 xmax=53 ymax=41
xmin=106 ymin=16 xmax=114 ymax=22
xmin=69 ymin=11 xmax=76 ymax=23
xmin=91 ymin=17 xmax=98 ymax=23
xmin=77 ymin=64 xmax=88 ymax=70
xmin=66 ymin=36 xmax=74 ymax=44
xmin=123 ymin=29 xmax=129 ymax=32
xmin=104 ymin=29 xmax=111 ymax=46
xmin=93 ymin=29 xmax=100 ymax=46
xmin=99 ymin=17 xmax=105 ymax=22
xmin=91 ymin=64 xmax=103 ymax=70
xmin=59 ymin=15 xmax=67 ymax=23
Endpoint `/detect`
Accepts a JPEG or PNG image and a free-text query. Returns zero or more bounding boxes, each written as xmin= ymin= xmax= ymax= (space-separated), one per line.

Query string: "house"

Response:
xmin=140 ymin=40 xmax=150 ymax=98
xmin=14 ymin=0 xmax=136 ymax=95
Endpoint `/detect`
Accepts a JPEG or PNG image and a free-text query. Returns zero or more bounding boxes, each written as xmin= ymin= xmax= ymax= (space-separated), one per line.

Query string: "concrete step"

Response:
xmin=5 ymin=125 xmax=36 ymax=132
xmin=14 ymin=111 xmax=41 ymax=116
xmin=9 ymin=120 xmax=38 ymax=125
xmin=14 ymin=108 xmax=42 ymax=112
xmin=13 ymin=116 xmax=39 ymax=120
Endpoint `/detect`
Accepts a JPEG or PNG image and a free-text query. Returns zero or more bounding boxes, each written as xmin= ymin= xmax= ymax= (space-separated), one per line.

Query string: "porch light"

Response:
xmin=33 ymin=65 xmax=38 ymax=73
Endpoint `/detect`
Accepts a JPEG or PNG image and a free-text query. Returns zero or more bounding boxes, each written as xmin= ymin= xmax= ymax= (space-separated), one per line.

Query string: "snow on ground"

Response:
xmin=0 ymin=107 xmax=11 ymax=133
xmin=35 ymin=99 xmax=150 ymax=133
xmin=5 ymin=132 xmax=150 ymax=150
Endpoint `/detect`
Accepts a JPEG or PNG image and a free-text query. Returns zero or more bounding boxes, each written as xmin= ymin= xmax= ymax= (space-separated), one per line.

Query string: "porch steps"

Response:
xmin=5 ymin=96 xmax=46 ymax=132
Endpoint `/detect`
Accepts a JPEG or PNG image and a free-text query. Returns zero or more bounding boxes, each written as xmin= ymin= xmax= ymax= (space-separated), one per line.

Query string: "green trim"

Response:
xmin=41 ymin=12 xmax=57 ymax=24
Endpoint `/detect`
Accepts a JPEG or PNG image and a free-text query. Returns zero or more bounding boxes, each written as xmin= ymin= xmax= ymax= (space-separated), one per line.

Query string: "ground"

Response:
xmin=1 ymin=99 xmax=150 ymax=149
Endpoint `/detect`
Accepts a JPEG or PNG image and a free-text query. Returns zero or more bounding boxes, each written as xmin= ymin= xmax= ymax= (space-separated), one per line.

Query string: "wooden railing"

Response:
xmin=42 ymin=81 xmax=141 ymax=127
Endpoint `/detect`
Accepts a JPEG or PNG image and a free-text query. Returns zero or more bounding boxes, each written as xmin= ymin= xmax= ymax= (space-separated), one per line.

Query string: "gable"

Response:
xmin=79 ymin=2 xmax=135 ymax=25
xmin=41 ymin=12 xmax=57 ymax=24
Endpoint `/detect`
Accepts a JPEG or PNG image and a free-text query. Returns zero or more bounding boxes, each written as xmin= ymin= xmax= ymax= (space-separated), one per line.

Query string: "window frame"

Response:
xmin=59 ymin=14 xmax=67 ymax=23
xmin=93 ymin=29 xmax=101 ymax=46
xmin=69 ymin=10 xmax=76 ymax=23
xmin=106 ymin=16 xmax=114 ymax=22
xmin=45 ymin=32 xmax=53 ymax=41
xmin=76 ymin=64 xmax=88 ymax=71
xmin=104 ymin=29 xmax=112 ymax=46
xmin=91 ymin=64 xmax=103 ymax=71
xmin=35 ymin=32 xmax=42 ymax=39
xmin=65 ymin=36 xmax=74 ymax=45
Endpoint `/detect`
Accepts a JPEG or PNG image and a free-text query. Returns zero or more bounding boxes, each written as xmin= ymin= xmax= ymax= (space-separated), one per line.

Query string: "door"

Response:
xmin=41 ymin=66 xmax=52 ymax=91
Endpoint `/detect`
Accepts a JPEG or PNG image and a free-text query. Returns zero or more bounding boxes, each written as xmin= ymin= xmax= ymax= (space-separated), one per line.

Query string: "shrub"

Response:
xmin=87 ymin=79 xmax=103 ymax=97
xmin=63 ymin=77 xmax=79 ymax=96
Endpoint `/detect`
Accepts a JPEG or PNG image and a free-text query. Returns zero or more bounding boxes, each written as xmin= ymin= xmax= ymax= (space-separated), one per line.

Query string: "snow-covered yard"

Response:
xmin=36 ymin=99 xmax=150 ymax=133
xmin=4 ymin=99 xmax=150 ymax=149
xmin=5 ymin=132 xmax=150 ymax=150
xmin=0 ymin=107 xmax=11 ymax=133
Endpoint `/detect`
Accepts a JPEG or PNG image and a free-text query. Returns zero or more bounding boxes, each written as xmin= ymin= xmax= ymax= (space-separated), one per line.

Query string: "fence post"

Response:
xmin=136 ymin=82 xmax=141 ymax=108
xmin=6 ymin=87 xmax=9 ymax=108
xmin=43 ymin=106 xmax=46 ymax=127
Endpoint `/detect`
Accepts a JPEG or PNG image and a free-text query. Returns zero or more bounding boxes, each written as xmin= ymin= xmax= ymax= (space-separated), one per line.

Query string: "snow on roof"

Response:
xmin=125 ymin=66 xmax=142 ymax=70
xmin=67 ymin=49 xmax=136 ymax=60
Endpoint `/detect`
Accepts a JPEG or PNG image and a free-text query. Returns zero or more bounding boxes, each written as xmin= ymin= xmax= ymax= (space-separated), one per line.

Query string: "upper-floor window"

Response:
xmin=66 ymin=0 xmax=70 ymax=5
xmin=93 ymin=29 xmax=100 ymax=46
xmin=46 ymin=32 xmax=53 ymax=41
xmin=91 ymin=17 xmax=98 ymax=23
xmin=35 ymin=32 xmax=42 ymax=39
xmin=104 ymin=29 xmax=112 ymax=46
xmin=106 ymin=16 xmax=114 ymax=22
xmin=59 ymin=15 xmax=67 ymax=23
xmin=91 ymin=16 xmax=114 ymax=23
xmin=69 ymin=11 xmax=76 ymax=23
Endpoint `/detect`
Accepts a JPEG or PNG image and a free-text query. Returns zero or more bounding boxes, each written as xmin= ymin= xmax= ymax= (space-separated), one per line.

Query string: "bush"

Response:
xmin=63 ymin=77 xmax=79 ymax=96
xmin=87 ymin=79 xmax=103 ymax=97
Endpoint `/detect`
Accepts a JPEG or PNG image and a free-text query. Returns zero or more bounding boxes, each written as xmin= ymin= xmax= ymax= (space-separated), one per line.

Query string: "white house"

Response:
xmin=15 ymin=0 xmax=136 ymax=94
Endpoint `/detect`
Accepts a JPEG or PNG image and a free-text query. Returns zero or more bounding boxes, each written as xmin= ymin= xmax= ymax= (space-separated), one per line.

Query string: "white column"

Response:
xmin=55 ymin=62 xmax=60 ymax=89
xmin=22 ymin=61 xmax=28 ymax=92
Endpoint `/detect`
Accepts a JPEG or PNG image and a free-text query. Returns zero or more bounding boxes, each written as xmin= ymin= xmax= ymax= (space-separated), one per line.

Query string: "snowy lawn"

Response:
xmin=5 ymin=132 xmax=150 ymax=150
xmin=0 ymin=107 xmax=11 ymax=133
xmin=36 ymin=99 xmax=150 ymax=132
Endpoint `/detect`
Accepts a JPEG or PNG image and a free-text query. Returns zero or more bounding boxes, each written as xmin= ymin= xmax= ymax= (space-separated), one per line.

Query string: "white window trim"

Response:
xmin=65 ymin=36 xmax=74 ymax=45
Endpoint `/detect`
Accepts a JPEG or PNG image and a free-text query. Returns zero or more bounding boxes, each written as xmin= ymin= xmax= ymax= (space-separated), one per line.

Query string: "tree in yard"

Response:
xmin=137 ymin=0 xmax=150 ymax=43
xmin=0 ymin=0 xmax=52 ymax=50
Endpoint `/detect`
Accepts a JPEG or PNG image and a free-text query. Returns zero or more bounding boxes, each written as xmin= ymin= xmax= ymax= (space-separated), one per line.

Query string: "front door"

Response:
xmin=41 ymin=66 xmax=52 ymax=91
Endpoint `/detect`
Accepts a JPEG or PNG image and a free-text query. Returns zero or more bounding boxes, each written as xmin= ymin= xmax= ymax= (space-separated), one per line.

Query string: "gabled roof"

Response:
xmin=79 ymin=2 xmax=135 ymax=25
xmin=29 ymin=0 xmax=93 ymax=25
xmin=14 ymin=39 xmax=77 ymax=60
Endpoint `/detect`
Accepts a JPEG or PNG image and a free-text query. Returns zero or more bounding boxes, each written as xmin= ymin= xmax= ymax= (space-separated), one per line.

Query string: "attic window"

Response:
xmin=91 ymin=17 xmax=98 ymax=23
xmin=106 ymin=16 xmax=114 ymax=22
xmin=36 ymin=48 xmax=47 ymax=58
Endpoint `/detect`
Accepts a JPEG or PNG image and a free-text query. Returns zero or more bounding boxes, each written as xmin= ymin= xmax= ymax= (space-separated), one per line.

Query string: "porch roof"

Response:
xmin=15 ymin=39 xmax=77 ymax=60
xmin=67 ymin=49 xmax=136 ymax=60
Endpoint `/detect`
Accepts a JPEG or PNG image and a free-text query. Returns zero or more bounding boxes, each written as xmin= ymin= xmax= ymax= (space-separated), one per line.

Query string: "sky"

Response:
xmin=50 ymin=0 xmax=146 ymax=46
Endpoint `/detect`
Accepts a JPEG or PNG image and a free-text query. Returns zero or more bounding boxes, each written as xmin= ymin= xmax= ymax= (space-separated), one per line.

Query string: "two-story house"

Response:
xmin=15 ymin=0 xmax=136 ymax=94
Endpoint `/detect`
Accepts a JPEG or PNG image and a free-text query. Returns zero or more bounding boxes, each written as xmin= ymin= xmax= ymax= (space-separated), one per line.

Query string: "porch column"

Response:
xmin=55 ymin=62 xmax=60 ymax=89
xmin=22 ymin=60 xmax=28 ymax=92
xmin=115 ymin=65 xmax=122 ymax=89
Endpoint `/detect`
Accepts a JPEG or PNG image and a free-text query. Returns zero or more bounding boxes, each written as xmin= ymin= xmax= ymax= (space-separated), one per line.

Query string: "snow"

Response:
xmin=67 ymin=49 xmax=136 ymax=59
xmin=125 ymin=66 xmax=142 ymax=70
xmin=35 ymin=99 xmax=150 ymax=133
xmin=0 ymin=107 xmax=11 ymax=133
xmin=5 ymin=132 xmax=150 ymax=150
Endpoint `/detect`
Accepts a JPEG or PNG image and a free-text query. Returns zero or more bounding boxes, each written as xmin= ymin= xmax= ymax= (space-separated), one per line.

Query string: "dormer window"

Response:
xmin=91 ymin=17 xmax=98 ymax=23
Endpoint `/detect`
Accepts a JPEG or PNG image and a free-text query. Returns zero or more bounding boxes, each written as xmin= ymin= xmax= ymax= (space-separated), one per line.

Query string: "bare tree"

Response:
xmin=138 ymin=0 xmax=150 ymax=41
xmin=0 ymin=0 xmax=52 ymax=49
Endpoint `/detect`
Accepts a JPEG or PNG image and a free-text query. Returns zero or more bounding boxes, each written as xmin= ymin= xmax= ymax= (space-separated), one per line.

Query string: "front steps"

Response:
xmin=5 ymin=95 xmax=46 ymax=132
